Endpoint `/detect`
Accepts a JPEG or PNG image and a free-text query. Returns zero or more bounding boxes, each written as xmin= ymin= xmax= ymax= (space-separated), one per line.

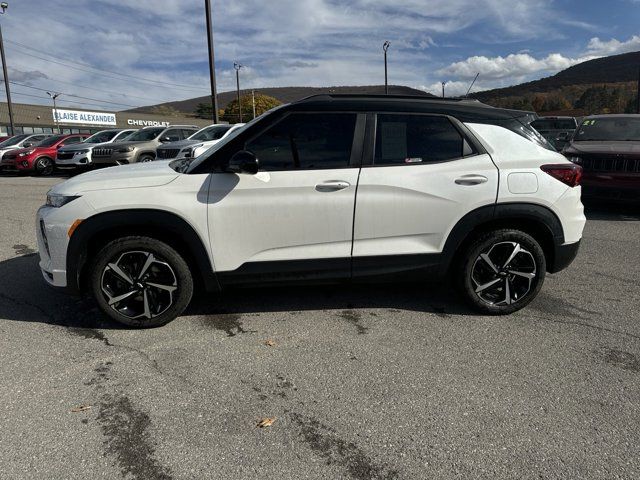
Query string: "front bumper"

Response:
xmin=36 ymin=206 xmax=72 ymax=289
xmin=581 ymin=173 xmax=640 ymax=201
xmin=56 ymin=152 xmax=92 ymax=167
xmin=92 ymin=151 xmax=135 ymax=165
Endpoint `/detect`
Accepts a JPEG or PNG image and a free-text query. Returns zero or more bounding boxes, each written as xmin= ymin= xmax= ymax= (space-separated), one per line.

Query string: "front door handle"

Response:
xmin=455 ymin=175 xmax=488 ymax=186
xmin=315 ymin=181 xmax=350 ymax=192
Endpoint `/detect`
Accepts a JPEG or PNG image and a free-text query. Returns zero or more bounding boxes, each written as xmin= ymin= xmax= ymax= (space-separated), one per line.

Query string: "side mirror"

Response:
xmin=227 ymin=150 xmax=259 ymax=174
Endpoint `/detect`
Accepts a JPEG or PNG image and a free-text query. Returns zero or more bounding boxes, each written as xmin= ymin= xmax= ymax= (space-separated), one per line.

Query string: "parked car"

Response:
xmin=0 ymin=135 xmax=12 ymax=142
xmin=563 ymin=114 xmax=640 ymax=201
xmin=1 ymin=134 xmax=89 ymax=175
xmin=91 ymin=125 xmax=199 ymax=165
xmin=0 ymin=133 xmax=53 ymax=166
xmin=155 ymin=123 xmax=245 ymax=161
xmin=531 ymin=116 xmax=578 ymax=150
xmin=37 ymin=94 xmax=584 ymax=327
xmin=55 ymin=129 xmax=136 ymax=171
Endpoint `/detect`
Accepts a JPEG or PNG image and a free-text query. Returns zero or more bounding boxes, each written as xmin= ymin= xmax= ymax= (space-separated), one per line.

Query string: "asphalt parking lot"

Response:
xmin=1 ymin=174 xmax=639 ymax=480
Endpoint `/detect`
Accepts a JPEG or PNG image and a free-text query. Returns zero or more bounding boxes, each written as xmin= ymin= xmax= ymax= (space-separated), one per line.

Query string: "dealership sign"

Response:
xmin=53 ymin=109 xmax=117 ymax=126
xmin=127 ymin=119 xmax=171 ymax=127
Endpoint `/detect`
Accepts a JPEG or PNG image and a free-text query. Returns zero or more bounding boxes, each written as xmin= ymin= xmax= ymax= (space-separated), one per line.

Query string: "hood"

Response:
xmin=157 ymin=139 xmax=200 ymax=149
xmin=51 ymin=161 xmax=180 ymax=195
xmin=58 ymin=143 xmax=96 ymax=152
xmin=566 ymin=141 xmax=640 ymax=155
xmin=98 ymin=140 xmax=154 ymax=149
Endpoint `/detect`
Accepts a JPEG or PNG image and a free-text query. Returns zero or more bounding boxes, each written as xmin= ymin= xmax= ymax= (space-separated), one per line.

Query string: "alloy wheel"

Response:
xmin=470 ymin=241 xmax=537 ymax=306
xmin=100 ymin=250 xmax=178 ymax=320
xmin=37 ymin=157 xmax=54 ymax=175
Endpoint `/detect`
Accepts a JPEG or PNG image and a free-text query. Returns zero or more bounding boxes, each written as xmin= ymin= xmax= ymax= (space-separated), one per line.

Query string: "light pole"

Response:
xmin=383 ymin=41 xmax=390 ymax=94
xmin=441 ymin=81 xmax=446 ymax=98
xmin=234 ymin=62 xmax=243 ymax=122
xmin=204 ymin=0 xmax=219 ymax=123
xmin=47 ymin=91 xmax=61 ymax=133
xmin=0 ymin=2 xmax=15 ymax=136
xmin=251 ymin=89 xmax=256 ymax=119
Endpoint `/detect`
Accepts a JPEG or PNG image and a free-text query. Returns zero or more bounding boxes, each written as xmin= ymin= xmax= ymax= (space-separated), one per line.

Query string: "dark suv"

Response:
xmin=562 ymin=114 xmax=640 ymax=201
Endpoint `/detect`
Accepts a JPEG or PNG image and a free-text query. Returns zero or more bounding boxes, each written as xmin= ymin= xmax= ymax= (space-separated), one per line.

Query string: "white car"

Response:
xmin=36 ymin=95 xmax=585 ymax=327
xmin=155 ymin=123 xmax=245 ymax=161
xmin=55 ymin=129 xmax=136 ymax=169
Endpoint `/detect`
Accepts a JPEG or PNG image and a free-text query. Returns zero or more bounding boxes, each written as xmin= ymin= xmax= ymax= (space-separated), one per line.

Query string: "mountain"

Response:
xmin=471 ymin=51 xmax=640 ymax=114
xmin=124 ymin=85 xmax=433 ymax=115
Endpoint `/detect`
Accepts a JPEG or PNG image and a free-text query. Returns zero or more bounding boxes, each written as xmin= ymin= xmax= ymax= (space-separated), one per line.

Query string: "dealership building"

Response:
xmin=0 ymin=101 xmax=212 ymax=136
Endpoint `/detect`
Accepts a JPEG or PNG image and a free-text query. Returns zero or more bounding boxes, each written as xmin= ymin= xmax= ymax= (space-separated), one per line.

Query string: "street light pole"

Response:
xmin=383 ymin=41 xmax=390 ymax=94
xmin=234 ymin=62 xmax=243 ymax=122
xmin=0 ymin=2 xmax=15 ymax=136
xmin=204 ymin=0 xmax=219 ymax=123
xmin=47 ymin=92 xmax=61 ymax=133
xmin=442 ymin=82 xmax=446 ymax=98
xmin=252 ymin=89 xmax=256 ymax=119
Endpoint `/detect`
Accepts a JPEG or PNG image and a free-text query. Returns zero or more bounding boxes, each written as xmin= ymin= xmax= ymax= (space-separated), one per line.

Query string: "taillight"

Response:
xmin=541 ymin=164 xmax=582 ymax=187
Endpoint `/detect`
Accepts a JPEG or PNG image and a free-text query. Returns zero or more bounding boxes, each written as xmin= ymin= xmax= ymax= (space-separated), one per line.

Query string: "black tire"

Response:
xmin=90 ymin=236 xmax=193 ymax=328
xmin=34 ymin=156 xmax=54 ymax=176
xmin=138 ymin=154 xmax=155 ymax=163
xmin=458 ymin=229 xmax=546 ymax=315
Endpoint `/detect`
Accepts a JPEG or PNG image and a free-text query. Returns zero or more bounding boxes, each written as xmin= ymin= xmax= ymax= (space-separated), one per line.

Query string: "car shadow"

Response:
xmin=583 ymin=201 xmax=640 ymax=221
xmin=0 ymin=253 xmax=476 ymax=331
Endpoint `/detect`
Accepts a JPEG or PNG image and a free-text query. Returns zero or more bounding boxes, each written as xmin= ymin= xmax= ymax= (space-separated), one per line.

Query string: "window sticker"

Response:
xmin=380 ymin=122 xmax=407 ymax=161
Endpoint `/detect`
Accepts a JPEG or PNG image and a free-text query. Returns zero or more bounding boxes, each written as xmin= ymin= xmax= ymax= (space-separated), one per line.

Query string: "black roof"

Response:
xmin=288 ymin=94 xmax=535 ymax=122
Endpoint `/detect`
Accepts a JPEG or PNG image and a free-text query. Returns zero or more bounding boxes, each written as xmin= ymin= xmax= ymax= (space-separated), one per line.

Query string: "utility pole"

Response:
xmin=637 ymin=64 xmax=640 ymax=114
xmin=252 ymin=89 xmax=256 ymax=119
xmin=0 ymin=2 xmax=15 ymax=136
xmin=234 ymin=62 xmax=243 ymax=122
xmin=465 ymin=73 xmax=480 ymax=97
xmin=204 ymin=0 xmax=219 ymax=123
xmin=383 ymin=41 xmax=390 ymax=94
xmin=47 ymin=92 xmax=61 ymax=133
xmin=442 ymin=82 xmax=446 ymax=98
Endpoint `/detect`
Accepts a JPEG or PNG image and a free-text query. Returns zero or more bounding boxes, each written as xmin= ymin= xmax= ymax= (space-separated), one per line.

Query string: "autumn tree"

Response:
xmin=223 ymin=94 xmax=282 ymax=123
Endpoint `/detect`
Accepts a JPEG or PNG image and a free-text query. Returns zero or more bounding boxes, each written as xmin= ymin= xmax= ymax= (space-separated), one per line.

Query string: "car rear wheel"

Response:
xmin=90 ymin=236 xmax=193 ymax=328
xmin=35 ymin=157 xmax=54 ymax=176
xmin=458 ymin=229 xmax=546 ymax=315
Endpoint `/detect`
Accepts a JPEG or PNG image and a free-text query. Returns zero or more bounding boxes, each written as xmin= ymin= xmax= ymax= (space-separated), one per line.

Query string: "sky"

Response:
xmin=1 ymin=0 xmax=640 ymax=111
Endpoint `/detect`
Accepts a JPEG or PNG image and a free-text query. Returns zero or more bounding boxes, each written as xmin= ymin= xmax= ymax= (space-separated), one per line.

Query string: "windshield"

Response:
xmin=83 ymin=130 xmax=119 ymax=144
xmin=575 ymin=117 xmax=640 ymax=141
xmin=0 ymin=134 xmax=30 ymax=147
xmin=191 ymin=125 xmax=232 ymax=141
xmin=114 ymin=131 xmax=134 ymax=142
xmin=35 ymin=135 xmax=67 ymax=147
xmin=173 ymin=106 xmax=285 ymax=173
xmin=124 ymin=127 xmax=164 ymax=142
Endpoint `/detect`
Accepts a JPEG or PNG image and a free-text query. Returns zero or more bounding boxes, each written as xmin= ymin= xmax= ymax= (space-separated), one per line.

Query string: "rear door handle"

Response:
xmin=315 ymin=181 xmax=350 ymax=192
xmin=455 ymin=175 xmax=488 ymax=186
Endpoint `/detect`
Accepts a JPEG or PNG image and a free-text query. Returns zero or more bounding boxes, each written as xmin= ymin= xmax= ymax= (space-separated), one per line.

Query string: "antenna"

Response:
xmin=465 ymin=73 xmax=480 ymax=97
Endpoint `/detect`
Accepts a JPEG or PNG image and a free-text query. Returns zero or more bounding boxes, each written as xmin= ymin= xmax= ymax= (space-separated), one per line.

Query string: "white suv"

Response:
xmin=155 ymin=123 xmax=245 ymax=161
xmin=36 ymin=95 xmax=585 ymax=327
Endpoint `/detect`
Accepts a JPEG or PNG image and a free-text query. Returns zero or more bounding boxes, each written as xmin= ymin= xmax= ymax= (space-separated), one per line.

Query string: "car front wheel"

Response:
xmin=458 ymin=229 xmax=546 ymax=315
xmin=90 ymin=236 xmax=193 ymax=327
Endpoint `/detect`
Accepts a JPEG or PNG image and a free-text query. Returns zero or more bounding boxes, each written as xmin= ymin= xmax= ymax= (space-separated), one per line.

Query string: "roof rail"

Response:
xmin=298 ymin=93 xmax=481 ymax=103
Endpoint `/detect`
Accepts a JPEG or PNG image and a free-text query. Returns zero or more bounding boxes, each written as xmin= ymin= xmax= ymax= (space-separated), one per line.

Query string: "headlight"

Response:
xmin=74 ymin=149 xmax=90 ymax=155
xmin=18 ymin=149 xmax=35 ymax=157
xmin=567 ymin=156 xmax=582 ymax=164
xmin=117 ymin=146 xmax=134 ymax=153
xmin=46 ymin=193 xmax=80 ymax=208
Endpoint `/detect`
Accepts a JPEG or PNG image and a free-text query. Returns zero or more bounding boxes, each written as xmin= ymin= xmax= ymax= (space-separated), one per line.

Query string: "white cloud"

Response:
xmin=585 ymin=35 xmax=640 ymax=56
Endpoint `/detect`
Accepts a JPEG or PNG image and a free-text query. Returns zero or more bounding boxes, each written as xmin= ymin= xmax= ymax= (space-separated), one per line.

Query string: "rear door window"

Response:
xmin=374 ymin=114 xmax=467 ymax=165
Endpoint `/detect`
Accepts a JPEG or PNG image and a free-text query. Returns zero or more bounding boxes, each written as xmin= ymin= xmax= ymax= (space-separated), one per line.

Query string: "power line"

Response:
xmin=6 ymin=90 xmax=129 ymax=110
xmin=5 ymin=80 xmax=139 ymax=108
xmin=6 ymin=40 xmax=210 ymax=93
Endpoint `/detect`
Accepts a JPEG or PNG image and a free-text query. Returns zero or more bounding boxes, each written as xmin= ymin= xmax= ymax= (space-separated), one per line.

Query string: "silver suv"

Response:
xmin=92 ymin=125 xmax=199 ymax=165
xmin=55 ymin=129 xmax=135 ymax=170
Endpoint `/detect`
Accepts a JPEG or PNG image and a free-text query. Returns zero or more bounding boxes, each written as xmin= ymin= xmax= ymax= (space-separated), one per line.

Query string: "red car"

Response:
xmin=2 ymin=134 xmax=89 ymax=175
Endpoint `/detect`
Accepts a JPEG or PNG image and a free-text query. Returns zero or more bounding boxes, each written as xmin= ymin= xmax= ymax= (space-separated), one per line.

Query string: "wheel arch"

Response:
xmin=135 ymin=151 xmax=156 ymax=161
xmin=441 ymin=203 xmax=565 ymax=274
xmin=67 ymin=209 xmax=219 ymax=294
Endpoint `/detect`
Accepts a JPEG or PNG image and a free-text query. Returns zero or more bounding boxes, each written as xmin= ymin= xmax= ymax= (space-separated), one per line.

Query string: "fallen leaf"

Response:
xmin=257 ymin=417 xmax=276 ymax=428
xmin=264 ymin=339 xmax=276 ymax=347
xmin=70 ymin=404 xmax=92 ymax=413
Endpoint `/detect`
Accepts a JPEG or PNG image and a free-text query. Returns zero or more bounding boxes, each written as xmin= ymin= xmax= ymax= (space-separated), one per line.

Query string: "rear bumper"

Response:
xmin=550 ymin=240 xmax=581 ymax=274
